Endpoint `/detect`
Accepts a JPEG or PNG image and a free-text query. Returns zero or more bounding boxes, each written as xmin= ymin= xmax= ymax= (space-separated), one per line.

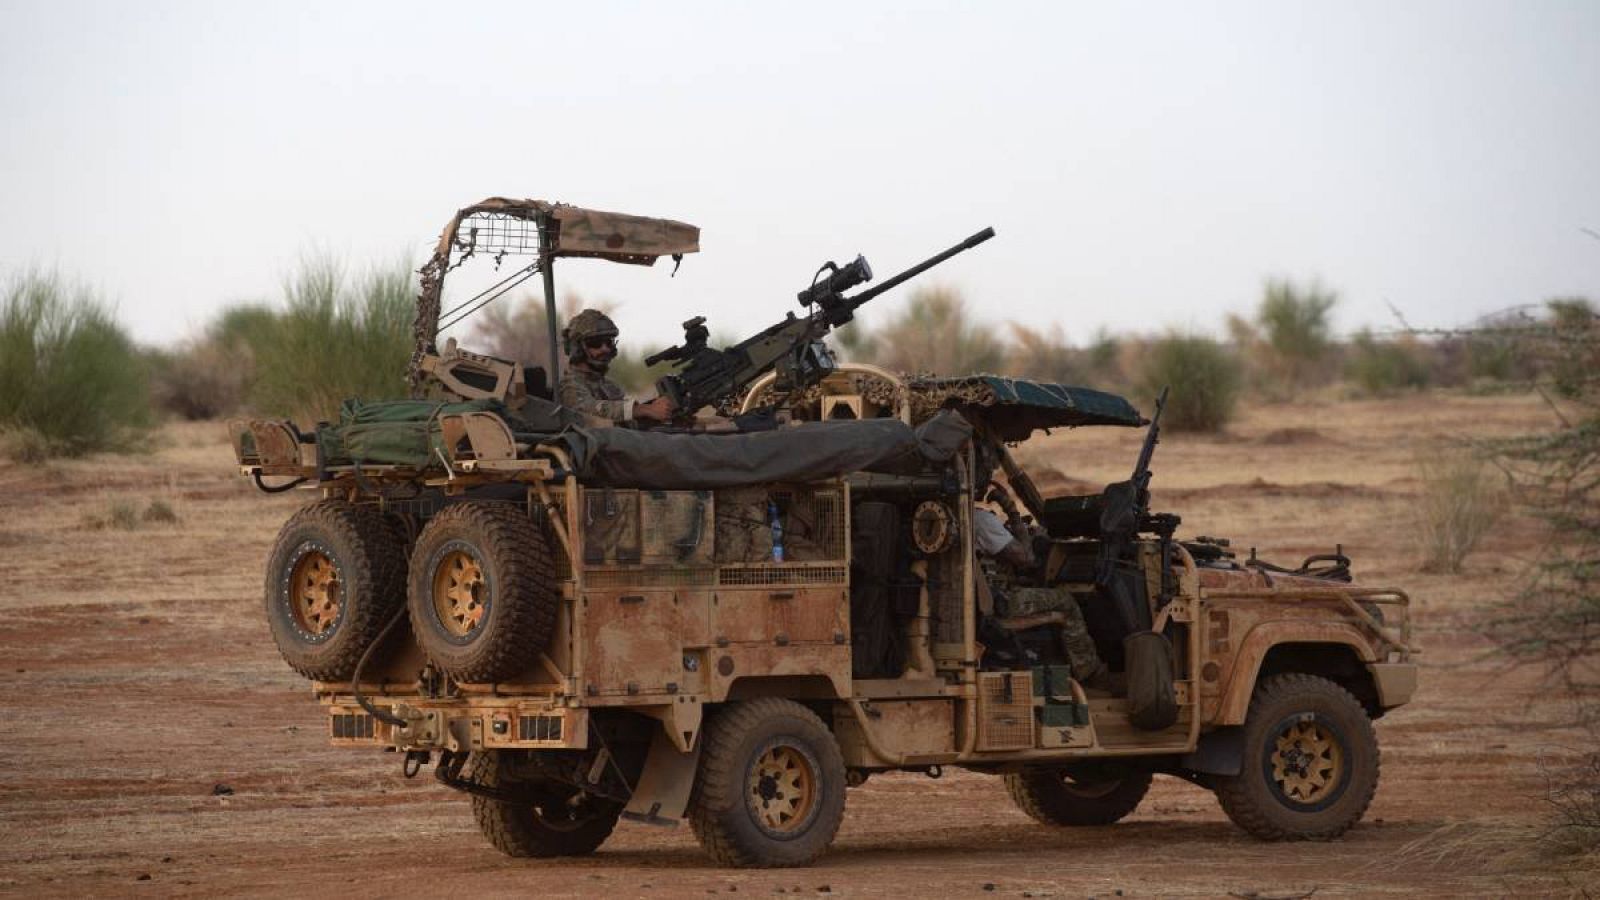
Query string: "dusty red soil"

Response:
xmin=1 ymin=394 xmax=1594 ymax=897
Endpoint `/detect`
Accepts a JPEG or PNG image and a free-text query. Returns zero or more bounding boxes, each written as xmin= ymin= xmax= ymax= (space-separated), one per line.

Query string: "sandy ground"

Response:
xmin=1 ymin=392 xmax=1595 ymax=898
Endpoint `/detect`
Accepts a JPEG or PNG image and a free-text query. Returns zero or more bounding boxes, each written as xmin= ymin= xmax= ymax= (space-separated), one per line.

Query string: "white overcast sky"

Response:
xmin=2 ymin=1 xmax=1597 ymax=350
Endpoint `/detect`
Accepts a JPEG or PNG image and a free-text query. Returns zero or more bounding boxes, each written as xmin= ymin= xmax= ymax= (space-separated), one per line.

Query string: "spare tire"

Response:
xmin=265 ymin=500 xmax=406 ymax=681
xmin=407 ymin=502 xmax=559 ymax=683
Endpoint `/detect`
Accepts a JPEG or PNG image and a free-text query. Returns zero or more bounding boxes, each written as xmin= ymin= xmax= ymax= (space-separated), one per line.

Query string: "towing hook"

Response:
xmin=403 ymin=749 xmax=431 ymax=778
xmin=924 ymin=765 xmax=943 ymax=779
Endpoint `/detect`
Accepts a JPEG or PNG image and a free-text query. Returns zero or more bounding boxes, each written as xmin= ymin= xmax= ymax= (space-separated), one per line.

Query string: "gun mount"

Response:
xmin=646 ymin=227 xmax=996 ymax=417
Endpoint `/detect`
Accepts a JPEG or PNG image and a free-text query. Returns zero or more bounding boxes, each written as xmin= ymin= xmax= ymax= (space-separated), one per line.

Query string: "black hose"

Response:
xmin=351 ymin=606 xmax=409 ymax=727
xmin=253 ymin=472 xmax=307 ymax=493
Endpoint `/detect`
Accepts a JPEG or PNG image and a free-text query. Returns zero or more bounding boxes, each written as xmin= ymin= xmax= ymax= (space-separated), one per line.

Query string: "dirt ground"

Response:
xmin=1 ymin=391 xmax=1595 ymax=897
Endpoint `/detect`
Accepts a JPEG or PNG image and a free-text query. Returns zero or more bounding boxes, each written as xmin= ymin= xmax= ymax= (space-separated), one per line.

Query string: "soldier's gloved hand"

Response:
xmin=634 ymin=396 xmax=674 ymax=423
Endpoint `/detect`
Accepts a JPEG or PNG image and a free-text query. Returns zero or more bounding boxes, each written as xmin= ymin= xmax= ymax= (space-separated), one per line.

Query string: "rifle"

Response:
xmin=645 ymin=227 xmax=996 ymax=417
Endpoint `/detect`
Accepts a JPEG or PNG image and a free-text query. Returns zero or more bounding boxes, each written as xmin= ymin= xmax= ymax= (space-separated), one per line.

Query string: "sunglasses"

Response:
xmin=583 ymin=336 xmax=617 ymax=350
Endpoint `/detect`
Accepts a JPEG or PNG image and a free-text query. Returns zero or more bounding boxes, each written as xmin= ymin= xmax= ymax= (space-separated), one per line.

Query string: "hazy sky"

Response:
xmin=2 ymin=1 xmax=1596 ymax=350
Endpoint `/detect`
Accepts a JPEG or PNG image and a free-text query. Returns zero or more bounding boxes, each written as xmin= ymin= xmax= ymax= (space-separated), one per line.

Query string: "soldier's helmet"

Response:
xmin=562 ymin=309 xmax=620 ymax=360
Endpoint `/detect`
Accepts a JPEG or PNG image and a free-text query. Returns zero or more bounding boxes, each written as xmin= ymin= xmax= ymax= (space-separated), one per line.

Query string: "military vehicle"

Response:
xmin=232 ymin=198 xmax=1418 ymax=868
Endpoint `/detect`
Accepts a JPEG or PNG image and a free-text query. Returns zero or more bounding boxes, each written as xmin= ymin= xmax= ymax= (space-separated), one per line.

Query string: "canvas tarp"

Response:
xmin=555 ymin=411 xmax=972 ymax=490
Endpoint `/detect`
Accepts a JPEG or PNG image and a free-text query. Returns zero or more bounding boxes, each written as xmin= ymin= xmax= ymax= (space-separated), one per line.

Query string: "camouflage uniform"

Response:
xmin=558 ymin=309 xmax=642 ymax=425
xmin=974 ymin=508 xmax=1105 ymax=683
xmin=558 ymin=367 xmax=636 ymax=424
xmin=1007 ymin=586 xmax=1106 ymax=683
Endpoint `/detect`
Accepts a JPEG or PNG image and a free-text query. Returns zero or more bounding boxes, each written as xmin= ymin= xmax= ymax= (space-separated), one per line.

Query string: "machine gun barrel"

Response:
xmin=829 ymin=227 xmax=996 ymax=319
xmin=651 ymin=226 xmax=996 ymax=418
xmin=1130 ymin=385 xmax=1170 ymax=499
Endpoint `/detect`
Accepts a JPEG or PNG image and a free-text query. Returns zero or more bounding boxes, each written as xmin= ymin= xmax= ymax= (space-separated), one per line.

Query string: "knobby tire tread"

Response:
xmin=1213 ymin=672 xmax=1380 ymax=841
xmin=408 ymin=502 xmax=558 ymax=683
xmin=265 ymin=499 xmax=405 ymax=681
xmin=470 ymin=752 xmax=621 ymax=857
xmin=1004 ymin=769 xmax=1152 ymax=827
xmin=687 ymin=698 xmax=846 ymax=868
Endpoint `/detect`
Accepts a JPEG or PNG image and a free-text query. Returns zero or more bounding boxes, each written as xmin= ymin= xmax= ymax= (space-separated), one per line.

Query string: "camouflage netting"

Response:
xmin=741 ymin=372 xmax=1144 ymax=440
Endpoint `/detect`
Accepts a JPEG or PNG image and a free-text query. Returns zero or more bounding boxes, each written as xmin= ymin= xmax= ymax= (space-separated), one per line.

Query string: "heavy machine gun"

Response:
xmin=646 ymin=227 xmax=996 ymax=417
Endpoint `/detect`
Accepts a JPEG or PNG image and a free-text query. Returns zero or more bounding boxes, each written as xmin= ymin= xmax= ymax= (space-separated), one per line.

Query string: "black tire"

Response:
xmin=1004 ymin=768 xmax=1152 ymax=826
xmin=471 ymin=751 xmax=623 ymax=857
xmin=1214 ymin=673 xmax=1380 ymax=841
xmin=264 ymin=500 xmax=406 ymax=681
xmin=688 ymin=698 xmax=847 ymax=868
xmin=407 ymin=502 xmax=558 ymax=683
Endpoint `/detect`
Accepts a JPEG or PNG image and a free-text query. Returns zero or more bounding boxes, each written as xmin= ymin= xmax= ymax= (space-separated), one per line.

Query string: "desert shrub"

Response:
xmin=1415 ymin=450 xmax=1507 ymax=573
xmin=142 ymin=499 xmax=179 ymax=524
xmin=1477 ymin=308 xmax=1600 ymax=861
xmin=1545 ymin=298 xmax=1598 ymax=399
xmin=468 ymin=291 xmax=580 ymax=374
xmin=1254 ymin=278 xmax=1338 ymax=389
xmin=247 ymin=256 xmax=414 ymax=423
xmin=0 ymin=269 xmax=151 ymax=458
xmin=1004 ymin=322 xmax=1086 ymax=385
xmin=1346 ymin=330 xmax=1430 ymax=395
xmin=1134 ymin=333 xmax=1242 ymax=432
xmin=147 ymin=336 xmax=253 ymax=420
xmin=870 ymin=286 xmax=1004 ymax=375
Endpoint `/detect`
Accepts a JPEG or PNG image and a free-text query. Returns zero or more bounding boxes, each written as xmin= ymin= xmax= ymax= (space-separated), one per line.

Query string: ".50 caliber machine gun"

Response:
xmin=645 ymin=227 xmax=996 ymax=418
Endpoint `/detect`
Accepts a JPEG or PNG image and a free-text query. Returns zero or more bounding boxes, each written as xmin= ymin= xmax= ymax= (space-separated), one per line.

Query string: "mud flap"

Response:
xmin=1179 ymin=726 xmax=1244 ymax=776
xmin=1124 ymin=630 xmax=1179 ymax=731
xmin=621 ymin=727 xmax=702 ymax=826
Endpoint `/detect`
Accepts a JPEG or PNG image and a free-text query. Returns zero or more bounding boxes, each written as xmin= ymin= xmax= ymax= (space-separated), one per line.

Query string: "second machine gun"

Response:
xmin=645 ymin=227 xmax=996 ymax=420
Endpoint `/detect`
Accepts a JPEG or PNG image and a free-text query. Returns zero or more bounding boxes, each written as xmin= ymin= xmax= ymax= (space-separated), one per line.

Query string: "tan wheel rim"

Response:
xmin=1270 ymin=719 xmax=1345 ymax=805
xmin=748 ymin=744 xmax=817 ymax=834
xmin=432 ymin=549 xmax=488 ymax=637
xmin=289 ymin=549 xmax=341 ymax=636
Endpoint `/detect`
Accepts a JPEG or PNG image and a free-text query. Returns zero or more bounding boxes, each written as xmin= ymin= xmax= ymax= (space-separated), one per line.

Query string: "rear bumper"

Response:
xmin=324 ymin=699 xmax=589 ymax=751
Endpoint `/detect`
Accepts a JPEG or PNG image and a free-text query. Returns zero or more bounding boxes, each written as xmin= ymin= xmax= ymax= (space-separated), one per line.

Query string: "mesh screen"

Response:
xmin=977 ymin=671 xmax=1035 ymax=751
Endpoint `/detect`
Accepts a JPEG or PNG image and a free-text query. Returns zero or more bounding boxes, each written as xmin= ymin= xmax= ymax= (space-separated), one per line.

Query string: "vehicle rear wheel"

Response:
xmin=471 ymin=751 xmax=623 ymax=857
xmin=264 ymin=500 xmax=405 ymax=681
xmin=688 ymin=698 xmax=847 ymax=868
xmin=1004 ymin=767 xmax=1152 ymax=826
xmin=408 ymin=502 xmax=558 ymax=683
xmin=1214 ymin=673 xmax=1380 ymax=841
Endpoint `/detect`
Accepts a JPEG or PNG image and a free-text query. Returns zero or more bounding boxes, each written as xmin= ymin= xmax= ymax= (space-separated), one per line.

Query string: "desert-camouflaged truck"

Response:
xmin=232 ymin=199 xmax=1418 ymax=867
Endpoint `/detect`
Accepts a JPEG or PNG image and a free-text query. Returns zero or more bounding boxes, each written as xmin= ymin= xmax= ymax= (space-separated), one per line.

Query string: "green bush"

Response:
xmin=1256 ymin=278 xmax=1338 ymax=387
xmin=0 ymin=269 xmax=151 ymax=458
xmin=246 ymin=255 xmax=415 ymax=423
xmin=1546 ymin=297 xmax=1597 ymax=399
xmin=1135 ymin=333 xmax=1242 ymax=432
xmin=1346 ymin=330 xmax=1431 ymax=395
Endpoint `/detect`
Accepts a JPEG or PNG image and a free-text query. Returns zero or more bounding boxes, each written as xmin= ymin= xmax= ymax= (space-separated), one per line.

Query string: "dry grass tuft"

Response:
xmin=1416 ymin=450 xmax=1507 ymax=573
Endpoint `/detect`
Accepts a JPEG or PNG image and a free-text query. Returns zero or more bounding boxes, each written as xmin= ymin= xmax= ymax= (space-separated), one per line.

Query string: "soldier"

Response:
xmin=557 ymin=309 xmax=676 ymax=426
xmin=972 ymin=506 xmax=1109 ymax=688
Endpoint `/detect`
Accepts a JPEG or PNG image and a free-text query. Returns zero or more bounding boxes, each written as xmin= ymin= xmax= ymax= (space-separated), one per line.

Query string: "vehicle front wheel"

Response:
xmin=1214 ymin=673 xmax=1380 ymax=841
xmin=471 ymin=751 xmax=623 ymax=857
xmin=688 ymin=698 xmax=847 ymax=868
xmin=1005 ymin=767 xmax=1152 ymax=826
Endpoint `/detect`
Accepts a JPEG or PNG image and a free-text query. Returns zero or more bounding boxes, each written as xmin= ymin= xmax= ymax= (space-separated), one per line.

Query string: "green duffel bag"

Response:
xmin=317 ymin=398 xmax=503 ymax=468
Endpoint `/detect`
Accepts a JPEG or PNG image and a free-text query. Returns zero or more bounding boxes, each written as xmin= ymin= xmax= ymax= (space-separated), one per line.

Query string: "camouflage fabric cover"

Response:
xmin=410 ymin=197 xmax=699 ymax=395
